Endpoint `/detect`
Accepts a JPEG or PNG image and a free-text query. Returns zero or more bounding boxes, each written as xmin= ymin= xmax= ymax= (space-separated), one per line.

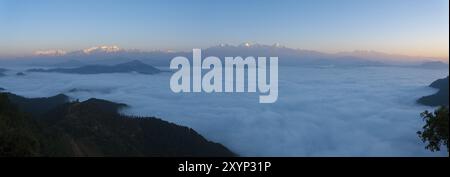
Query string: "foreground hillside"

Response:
xmin=0 ymin=92 xmax=235 ymax=157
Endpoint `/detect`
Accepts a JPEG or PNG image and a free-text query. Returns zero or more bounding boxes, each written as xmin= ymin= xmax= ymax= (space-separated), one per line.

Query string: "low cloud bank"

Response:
xmin=0 ymin=66 xmax=448 ymax=156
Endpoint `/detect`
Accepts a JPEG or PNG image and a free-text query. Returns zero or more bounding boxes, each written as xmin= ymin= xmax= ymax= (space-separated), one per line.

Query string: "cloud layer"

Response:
xmin=0 ymin=66 xmax=448 ymax=156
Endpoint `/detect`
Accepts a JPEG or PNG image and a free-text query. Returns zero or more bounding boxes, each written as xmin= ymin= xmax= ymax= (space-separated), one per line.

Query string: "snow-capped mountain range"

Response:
xmin=4 ymin=43 xmax=447 ymax=67
xmin=35 ymin=45 xmax=124 ymax=56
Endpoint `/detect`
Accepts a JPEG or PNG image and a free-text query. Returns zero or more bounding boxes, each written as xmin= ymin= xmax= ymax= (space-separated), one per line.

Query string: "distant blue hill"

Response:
xmin=0 ymin=68 xmax=7 ymax=77
xmin=52 ymin=59 xmax=86 ymax=68
xmin=418 ymin=61 xmax=449 ymax=69
xmin=27 ymin=60 xmax=161 ymax=75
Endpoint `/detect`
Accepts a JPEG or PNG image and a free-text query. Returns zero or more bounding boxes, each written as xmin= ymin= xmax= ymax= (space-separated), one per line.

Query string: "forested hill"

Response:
xmin=0 ymin=92 xmax=235 ymax=157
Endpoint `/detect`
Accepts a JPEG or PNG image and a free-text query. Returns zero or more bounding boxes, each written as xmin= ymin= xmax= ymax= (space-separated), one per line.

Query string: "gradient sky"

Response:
xmin=0 ymin=0 xmax=448 ymax=59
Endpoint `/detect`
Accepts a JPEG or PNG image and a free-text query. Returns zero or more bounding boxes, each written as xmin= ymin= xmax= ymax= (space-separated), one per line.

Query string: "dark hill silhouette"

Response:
xmin=5 ymin=93 xmax=69 ymax=117
xmin=0 ymin=92 xmax=234 ymax=157
xmin=429 ymin=76 xmax=449 ymax=89
xmin=418 ymin=76 xmax=449 ymax=106
xmin=0 ymin=94 xmax=41 ymax=156
xmin=27 ymin=60 xmax=161 ymax=75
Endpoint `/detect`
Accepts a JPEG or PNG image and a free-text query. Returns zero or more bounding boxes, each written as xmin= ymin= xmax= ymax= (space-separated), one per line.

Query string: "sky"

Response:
xmin=0 ymin=0 xmax=448 ymax=59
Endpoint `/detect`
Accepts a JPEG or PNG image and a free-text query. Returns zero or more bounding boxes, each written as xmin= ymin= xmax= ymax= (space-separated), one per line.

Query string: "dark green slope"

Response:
xmin=0 ymin=93 xmax=235 ymax=157
xmin=0 ymin=94 xmax=41 ymax=156
xmin=6 ymin=93 xmax=69 ymax=117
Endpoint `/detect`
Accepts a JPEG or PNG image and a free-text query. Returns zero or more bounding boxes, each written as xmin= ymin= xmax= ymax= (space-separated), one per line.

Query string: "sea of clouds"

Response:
xmin=0 ymin=65 xmax=448 ymax=156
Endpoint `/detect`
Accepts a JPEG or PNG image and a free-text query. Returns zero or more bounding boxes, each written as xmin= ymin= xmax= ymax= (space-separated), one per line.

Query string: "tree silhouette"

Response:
xmin=417 ymin=106 xmax=449 ymax=152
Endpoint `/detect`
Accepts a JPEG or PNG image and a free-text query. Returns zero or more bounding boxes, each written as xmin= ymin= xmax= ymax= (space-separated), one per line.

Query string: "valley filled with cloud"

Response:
xmin=1 ymin=65 xmax=448 ymax=156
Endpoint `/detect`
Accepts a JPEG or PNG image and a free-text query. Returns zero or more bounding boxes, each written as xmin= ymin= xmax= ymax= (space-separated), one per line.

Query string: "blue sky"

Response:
xmin=0 ymin=0 xmax=448 ymax=58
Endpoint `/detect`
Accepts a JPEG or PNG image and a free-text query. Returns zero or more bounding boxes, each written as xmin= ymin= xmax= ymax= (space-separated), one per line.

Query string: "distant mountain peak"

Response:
xmin=82 ymin=45 xmax=121 ymax=54
xmin=238 ymin=42 xmax=256 ymax=47
xmin=32 ymin=45 xmax=122 ymax=57
xmin=218 ymin=43 xmax=229 ymax=47
xmin=272 ymin=43 xmax=283 ymax=48
xmin=34 ymin=49 xmax=67 ymax=56
xmin=213 ymin=42 xmax=284 ymax=49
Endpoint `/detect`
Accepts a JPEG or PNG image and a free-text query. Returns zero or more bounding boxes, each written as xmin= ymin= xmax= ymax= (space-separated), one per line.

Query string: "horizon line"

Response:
xmin=1 ymin=43 xmax=449 ymax=61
